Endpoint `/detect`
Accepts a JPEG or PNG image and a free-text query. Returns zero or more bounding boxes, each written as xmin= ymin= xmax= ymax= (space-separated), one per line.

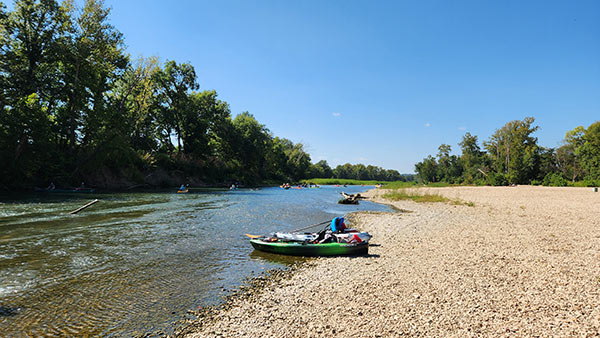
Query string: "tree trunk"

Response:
xmin=68 ymin=59 xmax=81 ymax=154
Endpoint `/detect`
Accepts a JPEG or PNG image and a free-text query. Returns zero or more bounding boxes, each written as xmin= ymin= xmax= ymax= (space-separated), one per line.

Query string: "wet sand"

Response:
xmin=183 ymin=186 xmax=600 ymax=337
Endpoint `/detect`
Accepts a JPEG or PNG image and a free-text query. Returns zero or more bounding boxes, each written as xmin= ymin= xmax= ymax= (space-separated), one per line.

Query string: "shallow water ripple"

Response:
xmin=0 ymin=186 xmax=390 ymax=336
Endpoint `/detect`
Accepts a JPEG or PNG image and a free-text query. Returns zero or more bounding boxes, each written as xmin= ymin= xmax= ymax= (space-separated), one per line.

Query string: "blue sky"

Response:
xmin=70 ymin=1 xmax=600 ymax=172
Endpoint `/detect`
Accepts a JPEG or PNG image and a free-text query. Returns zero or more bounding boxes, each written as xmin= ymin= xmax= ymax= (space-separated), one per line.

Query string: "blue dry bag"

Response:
xmin=330 ymin=217 xmax=344 ymax=232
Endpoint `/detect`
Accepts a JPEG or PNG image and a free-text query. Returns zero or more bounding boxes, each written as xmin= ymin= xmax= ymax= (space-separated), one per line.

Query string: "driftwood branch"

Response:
xmin=70 ymin=199 xmax=99 ymax=214
xmin=339 ymin=192 xmax=363 ymax=204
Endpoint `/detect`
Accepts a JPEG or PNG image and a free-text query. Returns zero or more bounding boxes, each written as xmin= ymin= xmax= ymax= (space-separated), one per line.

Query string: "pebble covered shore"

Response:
xmin=183 ymin=186 xmax=600 ymax=337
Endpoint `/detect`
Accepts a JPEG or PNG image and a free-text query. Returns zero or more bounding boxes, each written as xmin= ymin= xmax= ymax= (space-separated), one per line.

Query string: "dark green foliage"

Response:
xmin=330 ymin=163 xmax=405 ymax=181
xmin=414 ymin=155 xmax=438 ymax=183
xmin=486 ymin=172 xmax=508 ymax=186
xmin=459 ymin=132 xmax=487 ymax=183
xmin=415 ymin=119 xmax=600 ymax=187
xmin=542 ymin=172 xmax=568 ymax=187
xmin=2 ymin=0 xmax=406 ymax=189
xmin=579 ymin=122 xmax=600 ymax=180
xmin=484 ymin=117 xmax=540 ymax=184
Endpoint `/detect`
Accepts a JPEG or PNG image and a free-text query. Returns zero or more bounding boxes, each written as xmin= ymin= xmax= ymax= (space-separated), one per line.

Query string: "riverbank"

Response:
xmin=182 ymin=186 xmax=600 ymax=336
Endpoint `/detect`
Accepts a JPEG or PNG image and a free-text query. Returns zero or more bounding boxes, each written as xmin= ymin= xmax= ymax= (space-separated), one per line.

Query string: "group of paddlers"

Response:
xmin=280 ymin=182 xmax=320 ymax=189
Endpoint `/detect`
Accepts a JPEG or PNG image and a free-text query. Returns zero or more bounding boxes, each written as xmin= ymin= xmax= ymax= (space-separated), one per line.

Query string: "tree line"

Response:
xmin=415 ymin=117 xmax=600 ymax=186
xmin=0 ymin=0 xmax=404 ymax=189
xmin=310 ymin=161 xmax=409 ymax=182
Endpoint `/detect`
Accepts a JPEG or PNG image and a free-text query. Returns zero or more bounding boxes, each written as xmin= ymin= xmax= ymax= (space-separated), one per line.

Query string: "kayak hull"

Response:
xmin=250 ymin=239 xmax=368 ymax=256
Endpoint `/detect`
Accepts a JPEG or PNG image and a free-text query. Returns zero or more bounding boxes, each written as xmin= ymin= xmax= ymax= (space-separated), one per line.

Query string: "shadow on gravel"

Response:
xmin=0 ymin=306 xmax=21 ymax=317
xmin=348 ymin=253 xmax=380 ymax=259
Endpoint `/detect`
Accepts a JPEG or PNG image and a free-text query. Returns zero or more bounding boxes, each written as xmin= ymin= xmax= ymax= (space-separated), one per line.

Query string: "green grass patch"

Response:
xmin=380 ymin=181 xmax=454 ymax=189
xmin=382 ymin=189 xmax=474 ymax=206
xmin=302 ymin=178 xmax=396 ymax=185
xmin=302 ymin=178 xmax=456 ymax=188
xmin=379 ymin=181 xmax=418 ymax=189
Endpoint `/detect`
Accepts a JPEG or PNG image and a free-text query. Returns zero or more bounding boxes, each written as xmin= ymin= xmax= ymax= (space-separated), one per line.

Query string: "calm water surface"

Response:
xmin=0 ymin=186 xmax=391 ymax=337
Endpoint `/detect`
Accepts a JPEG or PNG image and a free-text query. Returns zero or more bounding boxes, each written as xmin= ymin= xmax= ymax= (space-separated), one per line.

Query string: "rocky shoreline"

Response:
xmin=180 ymin=186 xmax=600 ymax=337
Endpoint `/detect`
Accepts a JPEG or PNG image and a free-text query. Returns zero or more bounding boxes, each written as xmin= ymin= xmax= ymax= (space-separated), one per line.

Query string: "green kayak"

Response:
xmin=249 ymin=238 xmax=368 ymax=256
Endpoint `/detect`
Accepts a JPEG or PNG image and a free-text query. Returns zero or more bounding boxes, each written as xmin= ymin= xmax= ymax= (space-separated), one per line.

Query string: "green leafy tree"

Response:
xmin=231 ymin=112 xmax=271 ymax=182
xmin=555 ymin=126 xmax=585 ymax=182
xmin=152 ymin=60 xmax=198 ymax=153
xmin=578 ymin=122 xmax=600 ymax=180
xmin=483 ymin=117 xmax=540 ymax=184
xmin=183 ymin=90 xmax=231 ymax=158
xmin=0 ymin=0 xmax=68 ymax=187
xmin=535 ymin=147 xmax=557 ymax=180
xmin=0 ymin=0 xmax=68 ymax=104
xmin=111 ymin=56 xmax=161 ymax=152
xmin=310 ymin=160 xmax=333 ymax=178
xmin=415 ymin=155 xmax=438 ymax=183
xmin=58 ymin=0 xmax=127 ymax=155
xmin=459 ymin=132 xmax=487 ymax=183
xmin=0 ymin=94 xmax=53 ymax=186
xmin=285 ymin=142 xmax=311 ymax=181
xmin=434 ymin=144 xmax=463 ymax=183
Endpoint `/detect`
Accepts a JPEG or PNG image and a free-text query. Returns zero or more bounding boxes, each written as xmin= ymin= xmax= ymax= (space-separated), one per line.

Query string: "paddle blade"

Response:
xmin=245 ymin=234 xmax=261 ymax=239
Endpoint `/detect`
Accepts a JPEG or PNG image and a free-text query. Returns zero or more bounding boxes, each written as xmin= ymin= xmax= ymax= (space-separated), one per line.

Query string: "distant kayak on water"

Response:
xmin=35 ymin=187 xmax=96 ymax=193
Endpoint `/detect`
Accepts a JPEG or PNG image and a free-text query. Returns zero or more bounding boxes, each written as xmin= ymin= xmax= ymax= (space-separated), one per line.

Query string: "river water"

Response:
xmin=0 ymin=186 xmax=391 ymax=337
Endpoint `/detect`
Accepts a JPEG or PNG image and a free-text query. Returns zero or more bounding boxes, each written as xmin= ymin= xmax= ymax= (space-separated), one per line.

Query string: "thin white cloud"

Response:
xmin=332 ymin=112 xmax=341 ymax=117
xmin=424 ymin=123 xmax=431 ymax=127
xmin=458 ymin=126 xmax=466 ymax=131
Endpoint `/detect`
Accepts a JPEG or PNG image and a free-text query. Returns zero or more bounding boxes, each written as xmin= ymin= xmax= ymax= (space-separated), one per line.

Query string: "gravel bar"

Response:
xmin=183 ymin=186 xmax=600 ymax=337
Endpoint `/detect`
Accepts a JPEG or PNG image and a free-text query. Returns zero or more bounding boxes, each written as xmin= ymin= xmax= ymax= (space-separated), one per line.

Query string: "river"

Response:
xmin=0 ymin=185 xmax=391 ymax=337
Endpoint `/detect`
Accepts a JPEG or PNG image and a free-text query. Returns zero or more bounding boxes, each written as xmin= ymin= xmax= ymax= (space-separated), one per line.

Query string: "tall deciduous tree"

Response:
xmin=579 ymin=122 xmax=600 ymax=180
xmin=0 ymin=0 xmax=68 ymax=184
xmin=415 ymin=155 xmax=438 ymax=183
xmin=111 ymin=56 xmax=161 ymax=152
xmin=152 ymin=60 xmax=198 ymax=153
xmin=484 ymin=117 xmax=540 ymax=184
xmin=459 ymin=132 xmax=487 ymax=183
xmin=231 ymin=112 xmax=270 ymax=182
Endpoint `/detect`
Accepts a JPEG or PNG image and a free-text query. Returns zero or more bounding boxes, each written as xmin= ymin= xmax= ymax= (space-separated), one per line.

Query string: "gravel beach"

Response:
xmin=184 ymin=186 xmax=600 ymax=337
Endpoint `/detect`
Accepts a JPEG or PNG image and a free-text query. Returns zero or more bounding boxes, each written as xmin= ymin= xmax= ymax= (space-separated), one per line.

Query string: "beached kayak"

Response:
xmin=249 ymin=238 xmax=368 ymax=256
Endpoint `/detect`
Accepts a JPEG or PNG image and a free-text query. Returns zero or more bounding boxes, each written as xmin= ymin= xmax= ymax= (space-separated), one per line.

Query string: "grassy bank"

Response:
xmin=301 ymin=178 xmax=393 ymax=185
xmin=301 ymin=178 xmax=459 ymax=188
xmin=382 ymin=189 xmax=474 ymax=206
